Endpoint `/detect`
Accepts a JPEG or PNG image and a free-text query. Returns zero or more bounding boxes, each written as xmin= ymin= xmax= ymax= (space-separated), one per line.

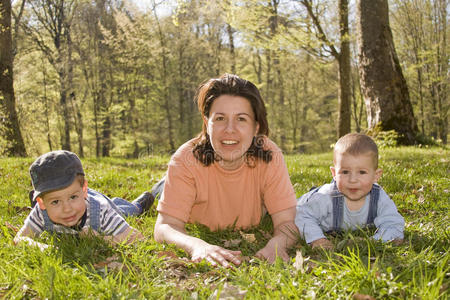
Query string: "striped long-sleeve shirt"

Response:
xmin=24 ymin=189 xmax=130 ymax=236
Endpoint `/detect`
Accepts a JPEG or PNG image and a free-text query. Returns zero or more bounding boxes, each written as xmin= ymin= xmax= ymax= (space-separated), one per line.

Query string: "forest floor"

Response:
xmin=0 ymin=146 xmax=448 ymax=299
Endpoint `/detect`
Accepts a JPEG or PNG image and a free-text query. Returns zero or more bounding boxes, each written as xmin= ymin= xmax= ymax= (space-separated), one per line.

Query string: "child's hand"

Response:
xmin=392 ymin=239 xmax=403 ymax=246
xmin=80 ymin=227 xmax=100 ymax=237
xmin=310 ymin=238 xmax=333 ymax=250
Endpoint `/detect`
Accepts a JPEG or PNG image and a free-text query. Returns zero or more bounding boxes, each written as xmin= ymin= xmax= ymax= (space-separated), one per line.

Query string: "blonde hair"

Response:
xmin=334 ymin=133 xmax=379 ymax=168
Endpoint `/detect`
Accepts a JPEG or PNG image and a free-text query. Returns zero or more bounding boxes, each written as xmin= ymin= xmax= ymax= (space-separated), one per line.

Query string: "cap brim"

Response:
xmin=32 ymin=173 xmax=80 ymax=201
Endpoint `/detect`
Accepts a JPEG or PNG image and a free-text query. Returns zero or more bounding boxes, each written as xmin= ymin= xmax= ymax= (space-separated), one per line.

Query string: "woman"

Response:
xmin=153 ymin=74 xmax=298 ymax=267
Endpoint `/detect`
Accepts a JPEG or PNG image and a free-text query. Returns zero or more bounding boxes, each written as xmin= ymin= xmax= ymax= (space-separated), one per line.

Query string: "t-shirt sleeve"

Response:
xmin=261 ymin=143 xmax=297 ymax=214
xmin=156 ymin=144 xmax=197 ymax=223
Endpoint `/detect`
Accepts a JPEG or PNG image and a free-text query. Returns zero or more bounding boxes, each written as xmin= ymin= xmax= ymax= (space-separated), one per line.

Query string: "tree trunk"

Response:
xmin=301 ymin=0 xmax=352 ymax=139
xmin=337 ymin=0 xmax=351 ymax=137
xmin=357 ymin=0 xmax=418 ymax=144
xmin=42 ymin=56 xmax=53 ymax=151
xmin=436 ymin=0 xmax=447 ymax=144
xmin=153 ymin=7 xmax=175 ymax=151
xmin=227 ymin=23 xmax=236 ymax=74
xmin=59 ymin=69 xmax=71 ymax=150
xmin=0 ymin=0 xmax=26 ymax=156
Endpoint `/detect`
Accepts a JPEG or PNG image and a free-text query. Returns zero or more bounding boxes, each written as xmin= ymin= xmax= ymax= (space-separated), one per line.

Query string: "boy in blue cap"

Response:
xmin=14 ymin=150 xmax=154 ymax=249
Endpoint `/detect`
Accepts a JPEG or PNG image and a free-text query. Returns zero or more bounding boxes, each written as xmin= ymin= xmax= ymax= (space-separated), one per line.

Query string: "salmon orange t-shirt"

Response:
xmin=156 ymin=137 xmax=296 ymax=230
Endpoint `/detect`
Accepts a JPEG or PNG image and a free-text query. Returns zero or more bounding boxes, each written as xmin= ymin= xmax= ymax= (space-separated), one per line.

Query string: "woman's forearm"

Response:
xmin=272 ymin=220 xmax=299 ymax=248
xmin=154 ymin=213 xmax=207 ymax=256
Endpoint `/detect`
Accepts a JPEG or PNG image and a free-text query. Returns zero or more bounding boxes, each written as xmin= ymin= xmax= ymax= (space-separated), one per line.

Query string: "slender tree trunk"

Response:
xmin=0 ymin=0 xmax=26 ymax=156
xmin=301 ymin=0 xmax=352 ymax=138
xmin=71 ymin=92 xmax=84 ymax=157
xmin=41 ymin=56 xmax=52 ymax=151
xmin=357 ymin=0 xmax=418 ymax=144
xmin=178 ymin=46 xmax=185 ymax=141
xmin=59 ymin=69 xmax=71 ymax=150
xmin=153 ymin=6 xmax=175 ymax=151
xmin=436 ymin=0 xmax=447 ymax=144
xmin=337 ymin=0 xmax=351 ymax=137
xmin=298 ymin=54 xmax=312 ymax=153
xmin=252 ymin=50 xmax=262 ymax=85
xmin=227 ymin=23 xmax=236 ymax=74
xmin=94 ymin=92 xmax=101 ymax=157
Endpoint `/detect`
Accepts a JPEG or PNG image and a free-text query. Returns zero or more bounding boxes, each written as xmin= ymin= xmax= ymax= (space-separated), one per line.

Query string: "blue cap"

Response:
xmin=29 ymin=150 xmax=85 ymax=201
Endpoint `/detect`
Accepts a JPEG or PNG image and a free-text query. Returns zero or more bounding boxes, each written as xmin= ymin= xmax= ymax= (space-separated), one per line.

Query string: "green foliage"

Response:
xmin=366 ymin=126 xmax=400 ymax=148
xmin=0 ymin=147 xmax=449 ymax=298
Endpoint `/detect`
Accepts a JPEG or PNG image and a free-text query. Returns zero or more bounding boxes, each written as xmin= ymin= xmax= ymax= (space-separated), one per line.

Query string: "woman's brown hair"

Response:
xmin=192 ymin=73 xmax=272 ymax=166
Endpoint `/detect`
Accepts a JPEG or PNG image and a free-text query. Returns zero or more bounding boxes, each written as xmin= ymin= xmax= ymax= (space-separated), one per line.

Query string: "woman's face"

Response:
xmin=205 ymin=95 xmax=259 ymax=170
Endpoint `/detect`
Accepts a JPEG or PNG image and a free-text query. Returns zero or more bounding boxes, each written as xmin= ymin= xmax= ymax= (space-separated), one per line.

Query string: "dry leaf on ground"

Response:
xmin=93 ymin=255 xmax=128 ymax=271
xmin=353 ymin=293 xmax=376 ymax=300
xmin=157 ymin=250 xmax=179 ymax=259
xmin=210 ymin=283 xmax=247 ymax=299
xmin=223 ymin=239 xmax=241 ymax=248
xmin=239 ymin=231 xmax=256 ymax=243
xmin=293 ymin=250 xmax=305 ymax=272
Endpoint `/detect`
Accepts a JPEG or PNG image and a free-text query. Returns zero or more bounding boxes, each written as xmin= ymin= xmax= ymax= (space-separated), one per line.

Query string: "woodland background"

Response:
xmin=0 ymin=0 xmax=448 ymax=158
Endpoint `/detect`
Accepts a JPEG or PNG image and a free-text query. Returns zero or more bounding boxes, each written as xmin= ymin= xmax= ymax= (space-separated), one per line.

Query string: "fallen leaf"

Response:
xmin=239 ymin=231 xmax=256 ymax=243
xmin=418 ymin=194 xmax=425 ymax=204
xmin=353 ymin=293 xmax=376 ymax=300
xmin=93 ymin=255 xmax=127 ymax=271
xmin=157 ymin=250 xmax=179 ymax=259
xmin=293 ymin=250 xmax=304 ymax=272
xmin=223 ymin=239 xmax=241 ymax=248
xmin=211 ymin=283 xmax=247 ymax=299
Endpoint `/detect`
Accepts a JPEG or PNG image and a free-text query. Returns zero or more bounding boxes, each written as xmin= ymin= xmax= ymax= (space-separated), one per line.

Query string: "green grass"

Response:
xmin=0 ymin=147 xmax=448 ymax=299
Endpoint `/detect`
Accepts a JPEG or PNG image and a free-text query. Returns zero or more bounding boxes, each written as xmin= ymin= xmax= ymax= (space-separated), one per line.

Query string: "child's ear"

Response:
xmin=330 ymin=166 xmax=336 ymax=179
xmin=82 ymin=180 xmax=88 ymax=197
xmin=374 ymin=168 xmax=383 ymax=182
xmin=36 ymin=197 xmax=46 ymax=210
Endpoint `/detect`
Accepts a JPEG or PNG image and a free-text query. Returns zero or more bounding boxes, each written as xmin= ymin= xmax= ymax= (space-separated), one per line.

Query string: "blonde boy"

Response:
xmin=295 ymin=133 xmax=404 ymax=249
xmin=14 ymin=150 xmax=154 ymax=249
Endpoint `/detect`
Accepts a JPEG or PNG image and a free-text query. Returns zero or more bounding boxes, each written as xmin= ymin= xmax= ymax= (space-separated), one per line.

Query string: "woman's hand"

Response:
xmin=154 ymin=213 xmax=242 ymax=268
xmin=191 ymin=240 xmax=242 ymax=267
xmin=255 ymin=207 xmax=298 ymax=263
xmin=310 ymin=238 xmax=333 ymax=250
xmin=255 ymin=235 xmax=289 ymax=263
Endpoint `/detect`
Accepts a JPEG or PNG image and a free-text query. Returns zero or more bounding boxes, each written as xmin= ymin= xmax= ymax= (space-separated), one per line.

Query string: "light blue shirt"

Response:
xmin=295 ymin=183 xmax=404 ymax=243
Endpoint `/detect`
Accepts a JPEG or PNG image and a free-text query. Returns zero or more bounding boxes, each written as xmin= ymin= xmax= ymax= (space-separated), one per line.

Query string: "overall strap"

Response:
xmin=42 ymin=210 xmax=54 ymax=231
xmin=297 ymin=185 xmax=322 ymax=206
xmin=331 ymin=182 xmax=344 ymax=232
xmin=366 ymin=184 xmax=380 ymax=225
xmin=89 ymin=197 xmax=102 ymax=232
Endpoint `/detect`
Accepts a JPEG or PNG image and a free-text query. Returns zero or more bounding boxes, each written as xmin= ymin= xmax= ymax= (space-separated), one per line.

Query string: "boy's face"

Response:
xmin=331 ymin=152 xmax=382 ymax=202
xmin=36 ymin=179 xmax=88 ymax=227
